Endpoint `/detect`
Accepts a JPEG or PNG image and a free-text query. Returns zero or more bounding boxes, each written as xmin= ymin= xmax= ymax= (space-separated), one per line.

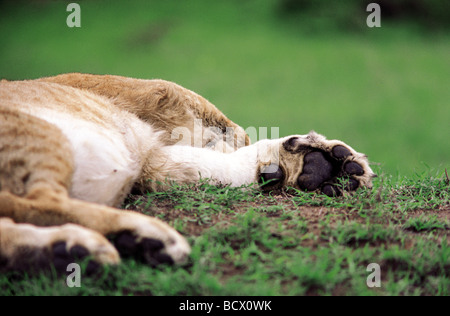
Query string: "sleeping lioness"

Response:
xmin=0 ymin=73 xmax=375 ymax=272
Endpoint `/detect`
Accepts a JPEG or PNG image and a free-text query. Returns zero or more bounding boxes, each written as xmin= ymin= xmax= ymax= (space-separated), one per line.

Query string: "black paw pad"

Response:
xmin=51 ymin=242 xmax=100 ymax=275
xmin=109 ymin=231 xmax=173 ymax=267
xmin=52 ymin=241 xmax=69 ymax=257
xmin=141 ymin=238 xmax=164 ymax=253
xmin=345 ymin=178 xmax=360 ymax=191
xmin=113 ymin=231 xmax=138 ymax=256
xmin=70 ymin=245 xmax=89 ymax=260
xmin=344 ymin=162 xmax=364 ymax=176
xmin=332 ymin=145 xmax=352 ymax=159
xmin=260 ymin=164 xmax=284 ymax=187
xmin=52 ymin=242 xmax=71 ymax=272
xmin=144 ymin=252 xmax=174 ymax=267
xmin=85 ymin=261 xmax=101 ymax=275
xmin=298 ymin=152 xmax=333 ymax=191
xmin=322 ymin=184 xmax=341 ymax=197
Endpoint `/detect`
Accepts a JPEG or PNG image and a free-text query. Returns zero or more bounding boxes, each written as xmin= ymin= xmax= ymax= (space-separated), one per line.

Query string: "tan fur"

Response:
xmin=1 ymin=75 xmax=219 ymax=268
xmin=0 ymin=73 xmax=373 ymax=271
xmin=39 ymin=73 xmax=250 ymax=149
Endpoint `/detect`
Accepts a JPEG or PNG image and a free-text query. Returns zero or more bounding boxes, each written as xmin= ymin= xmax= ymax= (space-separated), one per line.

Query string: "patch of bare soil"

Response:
xmin=124 ymin=193 xmax=449 ymax=243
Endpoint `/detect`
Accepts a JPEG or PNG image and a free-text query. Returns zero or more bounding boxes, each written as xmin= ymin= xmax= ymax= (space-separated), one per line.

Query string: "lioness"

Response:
xmin=0 ymin=74 xmax=375 ymax=272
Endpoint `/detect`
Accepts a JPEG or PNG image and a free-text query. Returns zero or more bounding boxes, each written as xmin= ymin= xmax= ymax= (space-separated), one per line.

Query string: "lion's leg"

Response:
xmin=0 ymin=189 xmax=190 ymax=266
xmin=0 ymin=108 xmax=189 ymax=270
xmin=0 ymin=218 xmax=119 ymax=273
xmin=137 ymin=131 xmax=376 ymax=194
xmin=39 ymin=73 xmax=250 ymax=151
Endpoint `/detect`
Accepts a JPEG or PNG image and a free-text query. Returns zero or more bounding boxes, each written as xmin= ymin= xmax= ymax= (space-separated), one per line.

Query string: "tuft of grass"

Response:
xmin=403 ymin=215 xmax=449 ymax=232
xmin=321 ymin=221 xmax=401 ymax=247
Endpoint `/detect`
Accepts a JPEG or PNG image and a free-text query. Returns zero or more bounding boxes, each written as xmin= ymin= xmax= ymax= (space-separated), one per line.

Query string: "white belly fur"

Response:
xmin=25 ymin=108 xmax=150 ymax=206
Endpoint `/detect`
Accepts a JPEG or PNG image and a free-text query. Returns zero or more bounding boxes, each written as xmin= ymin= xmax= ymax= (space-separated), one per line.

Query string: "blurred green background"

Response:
xmin=0 ymin=0 xmax=448 ymax=176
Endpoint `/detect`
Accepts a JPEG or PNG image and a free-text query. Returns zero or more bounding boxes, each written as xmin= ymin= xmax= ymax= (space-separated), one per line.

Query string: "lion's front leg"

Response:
xmin=137 ymin=131 xmax=375 ymax=195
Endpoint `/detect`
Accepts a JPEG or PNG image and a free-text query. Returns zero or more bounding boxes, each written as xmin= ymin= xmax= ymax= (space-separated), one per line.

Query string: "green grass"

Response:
xmin=1 ymin=173 xmax=448 ymax=296
xmin=403 ymin=215 xmax=449 ymax=232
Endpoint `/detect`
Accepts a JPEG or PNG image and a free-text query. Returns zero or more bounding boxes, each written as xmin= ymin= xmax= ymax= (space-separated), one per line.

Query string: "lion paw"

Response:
xmin=260 ymin=131 xmax=376 ymax=196
xmin=107 ymin=212 xmax=191 ymax=266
